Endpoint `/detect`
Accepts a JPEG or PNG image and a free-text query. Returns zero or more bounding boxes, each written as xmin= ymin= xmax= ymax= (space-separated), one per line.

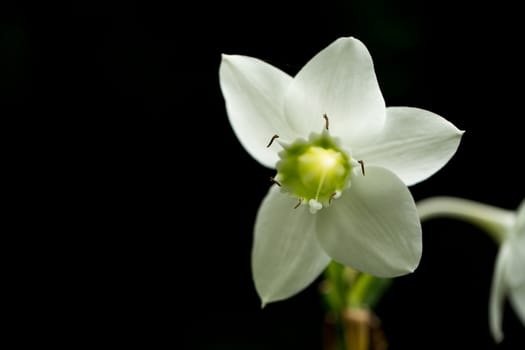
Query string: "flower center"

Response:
xmin=275 ymin=132 xmax=354 ymax=213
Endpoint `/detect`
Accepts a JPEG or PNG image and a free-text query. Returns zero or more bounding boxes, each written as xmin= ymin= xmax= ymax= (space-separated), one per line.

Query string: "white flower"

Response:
xmin=219 ymin=37 xmax=463 ymax=305
xmin=417 ymin=196 xmax=525 ymax=342
xmin=490 ymin=200 xmax=525 ymax=342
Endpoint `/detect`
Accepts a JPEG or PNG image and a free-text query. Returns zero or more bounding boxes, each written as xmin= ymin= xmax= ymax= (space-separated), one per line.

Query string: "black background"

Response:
xmin=3 ymin=1 xmax=524 ymax=349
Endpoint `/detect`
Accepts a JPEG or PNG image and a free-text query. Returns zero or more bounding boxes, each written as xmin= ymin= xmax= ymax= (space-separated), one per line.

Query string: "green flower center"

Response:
xmin=275 ymin=132 xmax=354 ymax=212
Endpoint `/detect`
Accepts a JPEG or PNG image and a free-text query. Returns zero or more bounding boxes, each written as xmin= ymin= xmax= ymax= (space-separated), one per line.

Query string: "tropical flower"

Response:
xmin=417 ymin=197 xmax=525 ymax=342
xmin=219 ymin=37 xmax=463 ymax=305
xmin=490 ymin=200 xmax=525 ymax=342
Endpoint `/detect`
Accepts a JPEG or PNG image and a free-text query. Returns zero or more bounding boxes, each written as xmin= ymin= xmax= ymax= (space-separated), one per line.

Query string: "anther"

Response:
xmin=293 ymin=199 xmax=302 ymax=209
xmin=308 ymin=199 xmax=323 ymax=214
xmin=323 ymin=114 xmax=329 ymax=130
xmin=269 ymin=176 xmax=282 ymax=187
xmin=358 ymin=160 xmax=365 ymax=176
xmin=329 ymin=192 xmax=337 ymax=204
xmin=266 ymin=134 xmax=279 ymax=148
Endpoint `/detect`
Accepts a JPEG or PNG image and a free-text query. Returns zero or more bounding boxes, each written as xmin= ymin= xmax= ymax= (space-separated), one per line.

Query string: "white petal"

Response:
xmin=509 ymin=282 xmax=525 ymax=329
xmin=489 ymin=244 xmax=509 ymax=343
xmin=514 ymin=199 xmax=525 ymax=236
xmin=252 ymin=186 xmax=331 ymax=305
xmin=315 ymin=166 xmax=421 ymax=277
xmin=219 ymin=54 xmax=296 ymax=168
xmin=284 ymin=37 xmax=385 ymax=146
xmin=354 ymin=107 xmax=464 ymax=186
xmin=506 ymin=225 xmax=525 ymax=287
xmin=505 ymin=200 xmax=525 ymax=288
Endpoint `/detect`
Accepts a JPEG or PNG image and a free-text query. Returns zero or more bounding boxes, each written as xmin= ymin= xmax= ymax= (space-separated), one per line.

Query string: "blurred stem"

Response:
xmin=417 ymin=196 xmax=515 ymax=244
xmin=348 ymin=274 xmax=392 ymax=309
xmin=323 ymin=262 xmax=352 ymax=350
xmin=322 ymin=264 xmax=391 ymax=350
xmin=324 ymin=261 xmax=349 ymax=314
xmin=345 ymin=308 xmax=367 ymax=350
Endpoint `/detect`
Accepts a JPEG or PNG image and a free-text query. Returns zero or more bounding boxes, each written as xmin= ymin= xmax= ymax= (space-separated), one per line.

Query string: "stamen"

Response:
xmin=269 ymin=176 xmax=282 ymax=187
xmin=323 ymin=114 xmax=329 ymax=130
xmin=308 ymin=199 xmax=323 ymax=214
xmin=293 ymin=199 xmax=302 ymax=209
xmin=329 ymin=192 xmax=337 ymax=204
xmin=358 ymin=160 xmax=365 ymax=176
xmin=266 ymin=134 xmax=279 ymax=148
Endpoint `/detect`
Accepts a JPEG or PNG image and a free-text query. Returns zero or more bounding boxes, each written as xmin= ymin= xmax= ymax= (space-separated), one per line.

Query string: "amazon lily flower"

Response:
xmin=490 ymin=200 xmax=525 ymax=342
xmin=417 ymin=197 xmax=525 ymax=342
xmin=219 ymin=37 xmax=463 ymax=305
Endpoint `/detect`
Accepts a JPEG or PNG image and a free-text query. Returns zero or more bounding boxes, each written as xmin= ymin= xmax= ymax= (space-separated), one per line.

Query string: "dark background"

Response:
xmin=3 ymin=0 xmax=524 ymax=349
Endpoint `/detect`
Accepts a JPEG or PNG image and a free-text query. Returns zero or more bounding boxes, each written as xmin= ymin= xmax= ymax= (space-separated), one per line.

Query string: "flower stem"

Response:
xmin=322 ymin=264 xmax=391 ymax=350
xmin=347 ymin=274 xmax=392 ymax=309
xmin=416 ymin=196 xmax=515 ymax=244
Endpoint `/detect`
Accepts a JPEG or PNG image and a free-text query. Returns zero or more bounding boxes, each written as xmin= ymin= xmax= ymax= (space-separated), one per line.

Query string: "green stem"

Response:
xmin=347 ymin=273 xmax=392 ymax=309
xmin=417 ymin=196 xmax=514 ymax=244
xmin=335 ymin=313 xmax=347 ymax=350
xmin=325 ymin=262 xmax=351 ymax=350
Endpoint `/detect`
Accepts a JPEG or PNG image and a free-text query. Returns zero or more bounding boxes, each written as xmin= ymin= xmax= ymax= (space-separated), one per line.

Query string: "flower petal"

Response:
xmin=489 ymin=243 xmax=509 ymax=343
xmin=506 ymin=220 xmax=525 ymax=288
xmin=316 ymin=166 xmax=421 ymax=277
xmin=219 ymin=54 xmax=295 ymax=168
xmin=284 ymin=37 xmax=385 ymax=146
xmin=252 ymin=186 xmax=331 ymax=305
xmin=508 ymin=282 xmax=525 ymax=329
xmin=504 ymin=200 xmax=525 ymax=288
xmin=513 ymin=199 xmax=525 ymax=236
xmin=354 ymin=107 xmax=464 ymax=186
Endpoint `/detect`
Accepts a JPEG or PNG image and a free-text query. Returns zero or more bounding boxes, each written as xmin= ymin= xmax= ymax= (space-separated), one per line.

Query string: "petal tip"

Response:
xmin=492 ymin=330 xmax=504 ymax=344
xmin=220 ymin=53 xmax=232 ymax=62
xmin=336 ymin=36 xmax=363 ymax=46
xmin=407 ymin=265 xmax=418 ymax=274
xmin=381 ymin=264 xmax=419 ymax=278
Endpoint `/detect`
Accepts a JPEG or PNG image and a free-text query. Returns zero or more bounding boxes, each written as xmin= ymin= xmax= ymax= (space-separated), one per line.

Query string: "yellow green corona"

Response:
xmin=275 ymin=132 xmax=354 ymax=212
